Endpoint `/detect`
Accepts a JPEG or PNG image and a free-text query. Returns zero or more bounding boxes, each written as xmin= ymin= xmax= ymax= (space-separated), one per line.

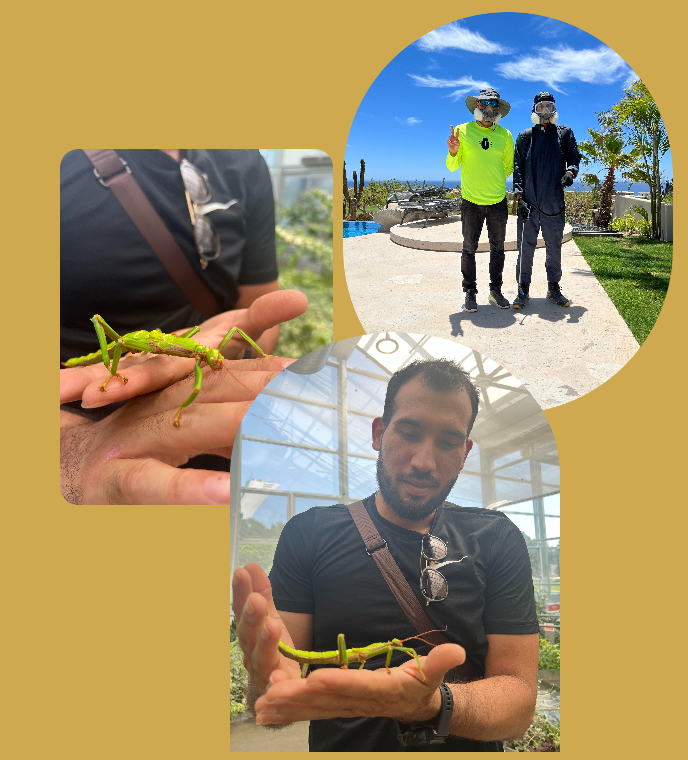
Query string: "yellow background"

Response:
xmin=3 ymin=2 xmax=682 ymax=756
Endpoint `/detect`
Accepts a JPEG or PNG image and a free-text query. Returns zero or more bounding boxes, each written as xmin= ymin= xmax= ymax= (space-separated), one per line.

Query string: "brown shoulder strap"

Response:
xmin=347 ymin=500 xmax=451 ymax=647
xmin=82 ymin=149 xmax=219 ymax=319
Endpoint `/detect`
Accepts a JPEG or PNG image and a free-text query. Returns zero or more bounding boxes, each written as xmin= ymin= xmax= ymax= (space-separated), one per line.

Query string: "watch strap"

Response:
xmin=397 ymin=682 xmax=453 ymax=746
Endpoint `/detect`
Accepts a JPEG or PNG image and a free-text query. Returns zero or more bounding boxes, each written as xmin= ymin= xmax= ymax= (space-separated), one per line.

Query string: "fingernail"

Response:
xmin=278 ymin=358 xmax=297 ymax=367
xmin=245 ymin=598 xmax=254 ymax=615
xmin=204 ymin=475 xmax=232 ymax=504
xmin=261 ymin=624 xmax=271 ymax=641
xmin=81 ymin=401 xmax=105 ymax=409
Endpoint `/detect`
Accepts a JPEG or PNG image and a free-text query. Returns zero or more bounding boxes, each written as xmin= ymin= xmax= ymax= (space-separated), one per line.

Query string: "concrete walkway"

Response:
xmin=230 ymin=716 xmax=309 ymax=752
xmin=343 ymin=218 xmax=639 ymax=409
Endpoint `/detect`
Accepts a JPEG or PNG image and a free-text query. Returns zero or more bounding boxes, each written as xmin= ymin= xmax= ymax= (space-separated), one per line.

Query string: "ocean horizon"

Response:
xmin=347 ymin=179 xmax=653 ymax=193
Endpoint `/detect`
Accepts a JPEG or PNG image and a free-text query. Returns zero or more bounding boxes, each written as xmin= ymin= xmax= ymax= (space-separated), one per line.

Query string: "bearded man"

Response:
xmin=232 ymin=359 xmax=539 ymax=752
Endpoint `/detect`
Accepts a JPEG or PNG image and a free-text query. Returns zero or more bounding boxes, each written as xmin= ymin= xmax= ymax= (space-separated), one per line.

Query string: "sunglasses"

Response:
xmin=420 ymin=534 xmax=468 ymax=605
xmin=478 ymin=99 xmax=499 ymax=108
xmin=180 ymin=159 xmax=221 ymax=269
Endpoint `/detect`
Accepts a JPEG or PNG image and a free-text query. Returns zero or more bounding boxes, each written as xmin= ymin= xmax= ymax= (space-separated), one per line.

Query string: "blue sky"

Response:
xmin=345 ymin=13 xmax=672 ymax=190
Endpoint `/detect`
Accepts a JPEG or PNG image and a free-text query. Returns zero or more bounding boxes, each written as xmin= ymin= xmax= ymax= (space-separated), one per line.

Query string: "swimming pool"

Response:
xmin=343 ymin=221 xmax=381 ymax=238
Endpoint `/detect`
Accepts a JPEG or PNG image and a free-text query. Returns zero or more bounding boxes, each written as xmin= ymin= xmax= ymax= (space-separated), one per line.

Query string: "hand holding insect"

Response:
xmin=255 ymin=637 xmax=466 ymax=727
xmin=60 ymin=289 xmax=308 ymax=411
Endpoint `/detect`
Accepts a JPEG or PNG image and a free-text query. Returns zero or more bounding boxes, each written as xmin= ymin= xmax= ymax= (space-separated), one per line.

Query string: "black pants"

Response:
xmin=516 ymin=207 xmax=565 ymax=284
xmin=460 ymin=197 xmax=508 ymax=292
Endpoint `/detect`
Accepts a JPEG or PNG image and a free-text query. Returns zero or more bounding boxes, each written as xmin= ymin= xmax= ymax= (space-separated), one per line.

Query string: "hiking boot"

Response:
xmin=512 ymin=284 xmax=530 ymax=309
xmin=547 ymin=282 xmax=570 ymax=307
xmin=464 ymin=291 xmax=478 ymax=312
xmin=488 ymin=288 xmax=510 ymax=309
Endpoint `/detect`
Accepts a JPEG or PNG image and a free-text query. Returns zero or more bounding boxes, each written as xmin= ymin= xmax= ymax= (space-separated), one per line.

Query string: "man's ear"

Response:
xmin=462 ymin=438 xmax=474 ymax=465
xmin=372 ymin=417 xmax=385 ymax=451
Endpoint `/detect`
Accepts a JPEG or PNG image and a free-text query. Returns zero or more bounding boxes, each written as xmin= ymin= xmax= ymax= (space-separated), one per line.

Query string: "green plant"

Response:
xmin=538 ymin=639 xmax=560 ymax=670
xmin=504 ymin=693 xmax=560 ymax=752
xmin=578 ymin=117 xmax=642 ymax=228
xmin=564 ymin=190 xmax=596 ymax=224
xmin=609 ymin=208 xmax=652 ymax=237
xmin=612 ymin=80 xmax=669 ymax=239
xmin=230 ymin=637 xmax=250 ymax=719
xmin=274 ymin=188 xmax=333 ymax=358
xmin=343 ymin=159 xmax=372 ymax=220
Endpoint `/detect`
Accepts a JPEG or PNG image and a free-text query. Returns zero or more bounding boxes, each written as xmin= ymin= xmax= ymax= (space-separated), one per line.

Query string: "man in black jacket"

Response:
xmin=512 ymin=93 xmax=581 ymax=308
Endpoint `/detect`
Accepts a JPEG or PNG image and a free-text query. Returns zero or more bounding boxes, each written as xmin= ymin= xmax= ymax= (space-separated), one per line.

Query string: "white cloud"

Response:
xmin=533 ymin=18 xmax=569 ymax=39
xmin=396 ymin=117 xmax=422 ymax=126
xmin=494 ymin=45 xmax=629 ymax=94
xmin=623 ymin=69 xmax=640 ymax=89
xmin=408 ymin=74 xmax=492 ymax=101
xmin=417 ymin=22 xmax=514 ymax=55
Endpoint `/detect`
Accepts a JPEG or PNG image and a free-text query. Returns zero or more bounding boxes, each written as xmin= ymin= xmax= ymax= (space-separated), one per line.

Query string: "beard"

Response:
xmin=376 ymin=452 xmax=461 ymax=522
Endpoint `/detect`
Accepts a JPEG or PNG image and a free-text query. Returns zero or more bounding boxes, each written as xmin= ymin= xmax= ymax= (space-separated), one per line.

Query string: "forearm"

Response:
xmin=447 ymin=675 xmax=536 ymax=741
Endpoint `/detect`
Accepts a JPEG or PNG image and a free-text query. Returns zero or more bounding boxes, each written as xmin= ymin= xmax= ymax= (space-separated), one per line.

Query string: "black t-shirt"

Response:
xmin=269 ymin=495 xmax=539 ymax=752
xmin=60 ymin=149 xmax=277 ymax=363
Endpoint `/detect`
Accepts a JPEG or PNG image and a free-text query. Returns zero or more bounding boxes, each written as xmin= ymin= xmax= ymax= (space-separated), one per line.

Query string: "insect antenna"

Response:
xmin=399 ymin=627 xmax=449 ymax=647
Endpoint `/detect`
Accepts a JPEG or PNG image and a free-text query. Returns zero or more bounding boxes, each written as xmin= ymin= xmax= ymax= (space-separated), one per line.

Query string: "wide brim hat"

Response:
xmin=466 ymin=88 xmax=511 ymax=118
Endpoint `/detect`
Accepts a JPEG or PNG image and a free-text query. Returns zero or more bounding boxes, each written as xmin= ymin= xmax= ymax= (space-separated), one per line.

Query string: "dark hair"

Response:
xmin=382 ymin=358 xmax=480 ymax=434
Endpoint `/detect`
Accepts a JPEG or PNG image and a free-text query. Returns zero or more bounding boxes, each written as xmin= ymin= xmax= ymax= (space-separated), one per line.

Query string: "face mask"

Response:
xmin=475 ymin=108 xmax=501 ymax=125
xmin=531 ymin=109 xmax=558 ymax=125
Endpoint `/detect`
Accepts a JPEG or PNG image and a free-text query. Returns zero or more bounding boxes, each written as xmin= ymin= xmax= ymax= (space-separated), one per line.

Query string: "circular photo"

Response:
xmin=230 ymin=333 xmax=560 ymax=752
xmin=343 ymin=13 xmax=673 ymax=409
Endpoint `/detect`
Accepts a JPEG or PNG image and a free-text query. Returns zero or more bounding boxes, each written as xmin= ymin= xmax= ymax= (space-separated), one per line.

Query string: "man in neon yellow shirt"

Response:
xmin=446 ymin=88 xmax=514 ymax=312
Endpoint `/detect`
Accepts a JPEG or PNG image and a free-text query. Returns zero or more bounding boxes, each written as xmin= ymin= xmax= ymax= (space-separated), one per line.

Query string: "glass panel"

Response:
xmin=503 ymin=509 xmax=536 ymax=541
xmin=264 ymin=363 xmax=336 ymax=404
xmin=346 ymin=345 xmax=393 ymax=375
xmin=347 ymin=371 xmax=387 ymax=416
xmin=237 ymin=494 xmax=288 ymax=575
xmin=348 ymin=456 xmax=377 ymax=499
xmin=540 ymin=463 xmax=560 ymax=489
xmin=347 ymin=412 xmax=375 ymax=455
xmin=244 ymin=396 xmax=337 ymax=450
xmin=242 ymin=440 xmax=339 ymax=495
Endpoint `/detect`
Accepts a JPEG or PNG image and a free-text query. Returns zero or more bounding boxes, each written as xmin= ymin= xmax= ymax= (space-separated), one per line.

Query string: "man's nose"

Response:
xmin=409 ymin=438 xmax=436 ymax=473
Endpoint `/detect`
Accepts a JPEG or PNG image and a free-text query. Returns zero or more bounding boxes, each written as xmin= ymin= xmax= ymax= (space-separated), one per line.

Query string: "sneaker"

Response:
xmin=547 ymin=282 xmax=570 ymax=307
xmin=512 ymin=284 xmax=530 ymax=309
xmin=488 ymin=289 xmax=510 ymax=309
xmin=464 ymin=291 xmax=478 ymax=312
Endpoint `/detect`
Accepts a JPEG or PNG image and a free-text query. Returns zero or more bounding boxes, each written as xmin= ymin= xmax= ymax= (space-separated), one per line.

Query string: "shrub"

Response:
xmin=230 ymin=637 xmax=250 ymax=719
xmin=275 ymin=189 xmax=333 ymax=357
xmin=564 ymin=190 xmax=596 ymax=224
xmin=538 ymin=638 xmax=560 ymax=670
xmin=609 ymin=206 xmax=652 ymax=237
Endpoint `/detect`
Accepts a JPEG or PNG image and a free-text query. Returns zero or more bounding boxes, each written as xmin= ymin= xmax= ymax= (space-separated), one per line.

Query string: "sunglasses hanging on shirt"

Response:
xmin=419 ymin=534 xmax=468 ymax=606
xmin=180 ymin=159 xmax=222 ymax=269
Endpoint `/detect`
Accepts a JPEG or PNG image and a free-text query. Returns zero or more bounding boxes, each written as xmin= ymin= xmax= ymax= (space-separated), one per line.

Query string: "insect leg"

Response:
xmin=179 ymin=326 xmax=201 ymax=339
xmin=337 ymin=634 xmax=349 ymax=669
xmin=301 ymin=663 xmax=309 ymax=678
xmin=393 ymin=646 xmax=427 ymax=683
xmin=92 ymin=315 xmax=121 ymax=369
xmin=216 ymin=327 xmax=271 ymax=357
xmin=173 ymin=360 xmax=204 ymax=427
xmin=99 ymin=340 xmax=129 ymax=391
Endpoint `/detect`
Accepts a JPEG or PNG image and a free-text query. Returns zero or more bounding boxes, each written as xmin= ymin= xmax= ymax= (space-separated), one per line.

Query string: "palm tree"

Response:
xmin=578 ymin=126 xmax=641 ymax=228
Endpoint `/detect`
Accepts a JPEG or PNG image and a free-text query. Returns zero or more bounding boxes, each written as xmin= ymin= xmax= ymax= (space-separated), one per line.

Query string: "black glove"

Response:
xmin=517 ymin=198 xmax=530 ymax=218
xmin=561 ymin=171 xmax=574 ymax=188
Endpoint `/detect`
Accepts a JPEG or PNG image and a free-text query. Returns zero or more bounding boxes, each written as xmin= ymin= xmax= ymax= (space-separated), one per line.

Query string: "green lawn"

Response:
xmin=574 ymin=235 xmax=672 ymax=343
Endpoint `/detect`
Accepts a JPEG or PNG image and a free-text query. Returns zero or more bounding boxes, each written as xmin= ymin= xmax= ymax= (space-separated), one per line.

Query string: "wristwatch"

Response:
xmin=396 ymin=682 xmax=453 ymax=747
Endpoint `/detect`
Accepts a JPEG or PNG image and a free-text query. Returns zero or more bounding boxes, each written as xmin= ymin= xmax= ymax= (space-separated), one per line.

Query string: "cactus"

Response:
xmin=343 ymin=159 xmax=372 ymax=220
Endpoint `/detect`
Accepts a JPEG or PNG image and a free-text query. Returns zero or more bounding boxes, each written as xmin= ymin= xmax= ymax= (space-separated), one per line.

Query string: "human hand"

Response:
xmin=232 ymin=563 xmax=303 ymax=695
xmin=60 ymin=353 xmax=293 ymax=504
xmin=560 ymin=171 xmax=574 ymax=188
xmin=254 ymin=641 xmax=466 ymax=726
xmin=447 ymin=125 xmax=460 ymax=156
xmin=517 ymin=198 xmax=530 ymax=218
xmin=60 ymin=289 xmax=308 ymax=408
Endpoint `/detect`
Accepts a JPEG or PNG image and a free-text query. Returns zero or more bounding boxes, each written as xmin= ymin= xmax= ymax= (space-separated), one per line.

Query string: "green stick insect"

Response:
xmin=278 ymin=630 xmax=446 ymax=682
xmin=62 ymin=314 xmax=270 ymax=427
